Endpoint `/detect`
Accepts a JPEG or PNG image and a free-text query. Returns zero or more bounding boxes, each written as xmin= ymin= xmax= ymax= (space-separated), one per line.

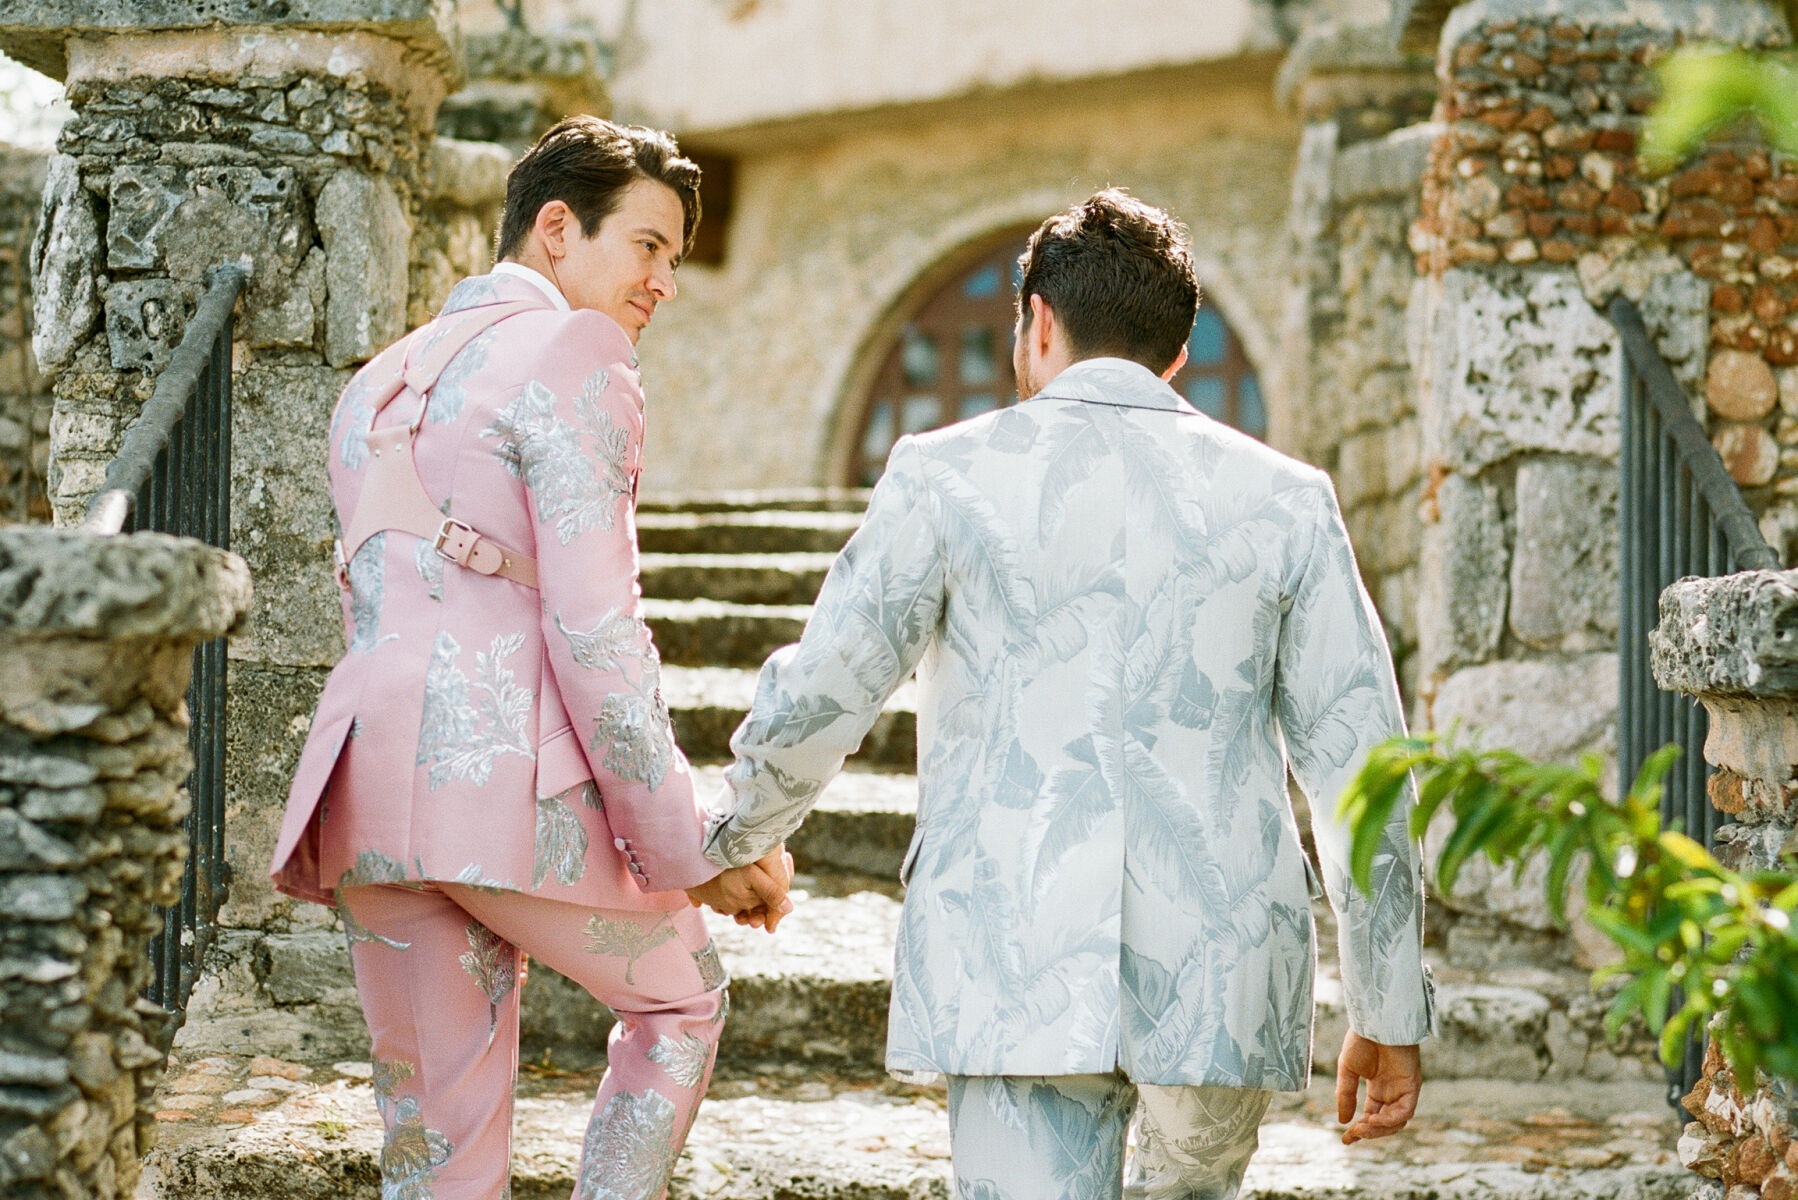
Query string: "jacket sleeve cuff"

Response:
xmin=1347 ymin=964 xmax=1437 ymax=1045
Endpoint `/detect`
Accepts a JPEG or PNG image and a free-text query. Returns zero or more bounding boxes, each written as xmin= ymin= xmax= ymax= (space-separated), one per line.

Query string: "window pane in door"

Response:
xmin=902 ymin=331 xmax=938 ymax=386
xmin=1186 ymin=377 xmax=1227 ymax=421
xmin=960 ymin=392 xmax=1000 ymax=420
xmin=962 ymin=264 xmax=1002 ymax=300
xmin=1188 ymin=307 xmax=1226 ymax=366
xmin=961 ymin=327 xmax=998 ymax=385
xmin=1238 ymin=375 xmax=1266 ymax=438
xmin=901 ymin=394 xmax=939 ymax=433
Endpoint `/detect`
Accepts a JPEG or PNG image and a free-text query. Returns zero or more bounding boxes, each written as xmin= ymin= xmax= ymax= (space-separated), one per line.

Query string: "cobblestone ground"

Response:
xmin=137 ymin=1050 xmax=1687 ymax=1200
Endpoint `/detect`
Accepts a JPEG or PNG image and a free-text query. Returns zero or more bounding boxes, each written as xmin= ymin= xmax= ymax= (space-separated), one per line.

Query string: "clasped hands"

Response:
xmin=686 ymin=844 xmax=795 ymax=933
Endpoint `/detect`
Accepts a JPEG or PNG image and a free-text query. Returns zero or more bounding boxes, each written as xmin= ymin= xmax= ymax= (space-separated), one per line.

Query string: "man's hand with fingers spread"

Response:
xmin=1336 ymin=1032 xmax=1422 ymax=1145
xmin=685 ymin=845 xmax=795 ymax=933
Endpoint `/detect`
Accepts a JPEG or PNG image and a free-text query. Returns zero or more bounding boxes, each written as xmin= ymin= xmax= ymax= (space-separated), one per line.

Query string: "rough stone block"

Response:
xmin=243 ymin=248 xmax=323 ymax=350
xmin=261 ymin=932 xmax=354 ymax=1006
xmin=218 ymin=664 xmax=328 ymax=932
xmin=229 ymin=365 xmax=351 ymax=669
xmin=1510 ymin=457 xmax=1618 ymax=649
xmin=0 ymin=875 xmax=87 ymax=922
xmin=1432 ymin=653 xmax=1618 ymax=766
xmin=104 ymin=165 xmax=183 ymax=271
xmin=1421 ymin=269 xmax=1616 ymax=471
xmin=1420 ymin=267 xmax=1707 ymax=473
xmin=1709 ymin=348 xmax=1780 ymax=421
xmin=1418 ymin=472 xmax=1508 ymax=675
xmin=103 ymin=279 xmax=198 ymax=373
xmin=318 ymin=172 xmax=409 ymax=368
xmin=28 ymin=156 xmax=101 ymax=376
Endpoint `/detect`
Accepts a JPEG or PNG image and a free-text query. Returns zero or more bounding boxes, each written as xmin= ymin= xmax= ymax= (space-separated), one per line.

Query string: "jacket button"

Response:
xmin=613 ymin=838 xmax=628 ymax=851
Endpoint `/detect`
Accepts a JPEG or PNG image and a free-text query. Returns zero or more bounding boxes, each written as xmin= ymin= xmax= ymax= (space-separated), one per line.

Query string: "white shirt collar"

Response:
xmin=492 ymin=261 xmax=571 ymax=311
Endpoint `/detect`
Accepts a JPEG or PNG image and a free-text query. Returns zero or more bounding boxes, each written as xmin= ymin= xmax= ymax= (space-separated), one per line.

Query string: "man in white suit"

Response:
xmin=700 ymin=190 xmax=1433 ymax=1199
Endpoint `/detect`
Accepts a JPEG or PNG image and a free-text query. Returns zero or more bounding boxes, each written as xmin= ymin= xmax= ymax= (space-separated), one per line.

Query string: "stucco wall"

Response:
xmin=631 ymin=62 xmax=1303 ymax=495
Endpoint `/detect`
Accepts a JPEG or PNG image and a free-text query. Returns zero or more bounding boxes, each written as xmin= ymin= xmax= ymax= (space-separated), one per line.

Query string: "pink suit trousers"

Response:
xmin=339 ymin=883 xmax=726 ymax=1200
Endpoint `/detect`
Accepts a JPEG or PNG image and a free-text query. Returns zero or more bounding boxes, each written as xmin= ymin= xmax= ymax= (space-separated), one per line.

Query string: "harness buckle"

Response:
xmin=433 ymin=517 xmax=477 ymax=563
xmin=332 ymin=539 xmax=350 ymax=590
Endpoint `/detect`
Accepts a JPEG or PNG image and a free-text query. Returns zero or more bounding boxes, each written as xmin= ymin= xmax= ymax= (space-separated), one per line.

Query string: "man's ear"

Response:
xmin=1029 ymin=293 xmax=1056 ymax=357
xmin=1159 ymin=344 xmax=1189 ymax=382
xmin=535 ymin=200 xmax=571 ymax=258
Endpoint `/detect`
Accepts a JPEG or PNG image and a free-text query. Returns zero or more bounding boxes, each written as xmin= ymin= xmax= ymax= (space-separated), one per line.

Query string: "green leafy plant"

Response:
xmin=1642 ymin=44 xmax=1798 ymax=170
xmin=1338 ymin=734 xmax=1798 ymax=1087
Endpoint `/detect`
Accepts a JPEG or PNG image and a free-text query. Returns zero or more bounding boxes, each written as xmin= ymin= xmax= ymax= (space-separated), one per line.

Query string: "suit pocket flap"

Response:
xmin=535 ymin=726 xmax=591 ymax=800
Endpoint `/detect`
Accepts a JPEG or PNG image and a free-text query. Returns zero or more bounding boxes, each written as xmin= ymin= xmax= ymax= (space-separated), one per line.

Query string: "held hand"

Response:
xmin=685 ymin=845 xmax=795 ymax=933
xmin=1336 ymin=1032 xmax=1422 ymax=1145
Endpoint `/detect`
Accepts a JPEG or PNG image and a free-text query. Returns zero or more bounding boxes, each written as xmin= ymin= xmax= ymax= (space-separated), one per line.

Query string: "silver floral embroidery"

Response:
xmin=417 ymin=632 xmax=536 ymax=790
xmin=425 ymin=329 xmax=494 ymax=425
xmin=450 ymin=863 xmax=516 ymax=894
xmin=459 ymin=919 xmax=518 ymax=1045
xmin=371 ymin=1055 xmax=417 ymax=1119
xmin=333 ymin=372 xmax=379 ymax=470
xmin=483 ymin=368 xmax=631 ymax=545
xmin=646 ymin=1032 xmax=711 ymax=1089
xmin=583 ymin=912 xmax=678 ymax=986
xmin=382 ymin=1094 xmax=454 ymax=1200
xmin=691 ymin=942 xmax=729 ymax=993
xmin=590 ymin=674 xmax=674 ymax=791
xmin=337 ymin=851 xmax=412 ymax=949
xmin=532 ymin=786 xmax=589 ymax=888
xmin=347 ymin=533 xmax=398 ymax=655
xmin=575 ymin=1088 xmax=679 ymax=1200
xmin=556 ymin=608 xmax=646 ymax=674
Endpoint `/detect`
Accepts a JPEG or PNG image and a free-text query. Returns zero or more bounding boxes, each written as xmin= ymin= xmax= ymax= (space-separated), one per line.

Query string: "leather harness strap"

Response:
xmin=334 ymin=301 xmax=542 ymax=592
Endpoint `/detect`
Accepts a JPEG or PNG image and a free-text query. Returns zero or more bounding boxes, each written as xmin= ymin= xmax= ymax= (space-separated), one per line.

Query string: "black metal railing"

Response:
xmin=1612 ymin=294 xmax=1780 ymax=1111
xmin=84 ymin=262 xmax=244 ymax=1040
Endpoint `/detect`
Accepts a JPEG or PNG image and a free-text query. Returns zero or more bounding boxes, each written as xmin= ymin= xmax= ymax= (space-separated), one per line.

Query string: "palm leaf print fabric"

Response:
xmin=704 ymin=357 xmax=1432 ymax=1087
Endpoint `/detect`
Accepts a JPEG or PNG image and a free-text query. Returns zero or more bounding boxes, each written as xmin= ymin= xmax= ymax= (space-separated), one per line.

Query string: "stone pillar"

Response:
xmin=1399 ymin=0 xmax=1787 ymax=964
xmin=1651 ymin=569 xmax=1798 ymax=1200
xmin=0 ymin=146 xmax=50 ymax=524
xmin=0 ymin=527 xmax=250 ymax=1200
xmin=0 ymin=2 xmax=461 ymax=1061
xmin=1276 ymin=20 xmax=1436 ymax=699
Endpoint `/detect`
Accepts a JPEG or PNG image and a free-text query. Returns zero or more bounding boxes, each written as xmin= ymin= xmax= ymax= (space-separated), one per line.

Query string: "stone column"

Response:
xmin=1398 ymin=0 xmax=1788 ymax=965
xmin=0 ymin=527 xmax=250 ymax=1200
xmin=0 ymin=2 xmax=461 ymax=1061
xmin=1276 ymin=20 xmax=1436 ymax=699
xmin=1652 ymin=569 xmax=1798 ymax=1200
xmin=0 ymin=146 xmax=50 ymax=524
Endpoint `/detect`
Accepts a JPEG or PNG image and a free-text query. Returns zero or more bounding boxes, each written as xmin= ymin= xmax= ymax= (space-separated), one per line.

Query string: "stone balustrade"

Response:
xmin=1652 ymin=568 xmax=1798 ymax=1200
xmin=0 ymin=526 xmax=249 ymax=1199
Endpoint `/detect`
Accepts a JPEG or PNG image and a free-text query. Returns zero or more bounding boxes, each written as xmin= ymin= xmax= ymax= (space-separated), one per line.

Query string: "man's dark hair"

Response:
xmin=494 ymin=116 xmax=701 ymax=261
xmin=1016 ymin=189 xmax=1198 ymax=372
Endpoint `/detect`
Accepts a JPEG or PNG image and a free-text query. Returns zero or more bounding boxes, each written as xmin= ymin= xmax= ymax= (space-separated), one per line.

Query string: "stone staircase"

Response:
xmin=142 ymin=491 xmax=1693 ymax=1199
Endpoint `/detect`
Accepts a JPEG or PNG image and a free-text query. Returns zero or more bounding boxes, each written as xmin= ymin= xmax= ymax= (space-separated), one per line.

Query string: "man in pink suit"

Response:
xmin=269 ymin=116 xmax=790 ymax=1200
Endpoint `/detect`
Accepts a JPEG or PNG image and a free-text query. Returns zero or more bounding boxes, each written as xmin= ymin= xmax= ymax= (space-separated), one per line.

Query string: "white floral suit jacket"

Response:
xmin=703 ymin=357 xmax=1434 ymax=1088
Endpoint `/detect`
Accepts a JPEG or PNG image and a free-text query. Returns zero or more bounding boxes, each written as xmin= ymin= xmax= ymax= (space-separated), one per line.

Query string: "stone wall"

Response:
xmin=1399 ymin=0 xmax=1786 ymax=964
xmin=0 ymin=527 xmax=249 ymax=1200
xmin=632 ymin=62 xmax=1301 ymax=494
xmin=1281 ymin=94 xmax=1435 ymax=692
xmin=1413 ymin=1 xmax=1798 ymax=561
xmin=0 ymin=146 xmax=49 ymax=525
xmin=1651 ymin=569 xmax=1798 ymax=1200
xmin=0 ymin=9 xmax=461 ymax=1066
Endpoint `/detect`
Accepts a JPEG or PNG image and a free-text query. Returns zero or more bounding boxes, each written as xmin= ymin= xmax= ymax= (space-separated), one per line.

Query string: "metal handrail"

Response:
xmin=1609 ymin=295 xmax=1779 ymax=571
xmin=83 ymin=262 xmax=248 ymax=534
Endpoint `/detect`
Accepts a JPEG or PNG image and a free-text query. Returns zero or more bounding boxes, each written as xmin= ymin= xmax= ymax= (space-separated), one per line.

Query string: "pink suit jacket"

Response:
xmin=269 ymin=272 xmax=717 ymax=909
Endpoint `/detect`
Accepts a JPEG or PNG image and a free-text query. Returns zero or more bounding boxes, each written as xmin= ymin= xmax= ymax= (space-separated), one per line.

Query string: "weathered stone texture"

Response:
xmin=1509 ymin=456 xmax=1618 ymax=649
xmin=0 ymin=145 xmax=50 ymax=525
xmin=0 ymin=527 xmax=249 ymax=1200
xmin=318 ymin=172 xmax=410 ymax=367
xmin=1282 ymin=117 xmax=1434 ymax=696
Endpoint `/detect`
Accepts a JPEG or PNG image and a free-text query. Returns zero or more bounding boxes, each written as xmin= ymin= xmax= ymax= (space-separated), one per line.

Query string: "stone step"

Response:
xmin=637 ymin=510 xmax=861 ymax=555
xmin=638 ymin=488 xmax=873 ymax=514
xmin=139 ymin=1060 xmax=1687 ymax=1200
xmin=664 ymin=665 xmax=916 ymax=768
xmin=515 ymin=882 xmax=1662 ymax=1086
xmin=644 ymin=598 xmax=811 ymax=668
xmin=640 ymin=552 xmax=837 ymax=605
xmin=689 ymin=764 xmax=917 ymax=879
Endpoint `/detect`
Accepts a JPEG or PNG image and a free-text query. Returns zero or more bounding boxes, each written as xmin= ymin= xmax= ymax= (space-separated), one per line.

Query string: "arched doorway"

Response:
xmin=849 ymin=232 xmax=1267 ymax=486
